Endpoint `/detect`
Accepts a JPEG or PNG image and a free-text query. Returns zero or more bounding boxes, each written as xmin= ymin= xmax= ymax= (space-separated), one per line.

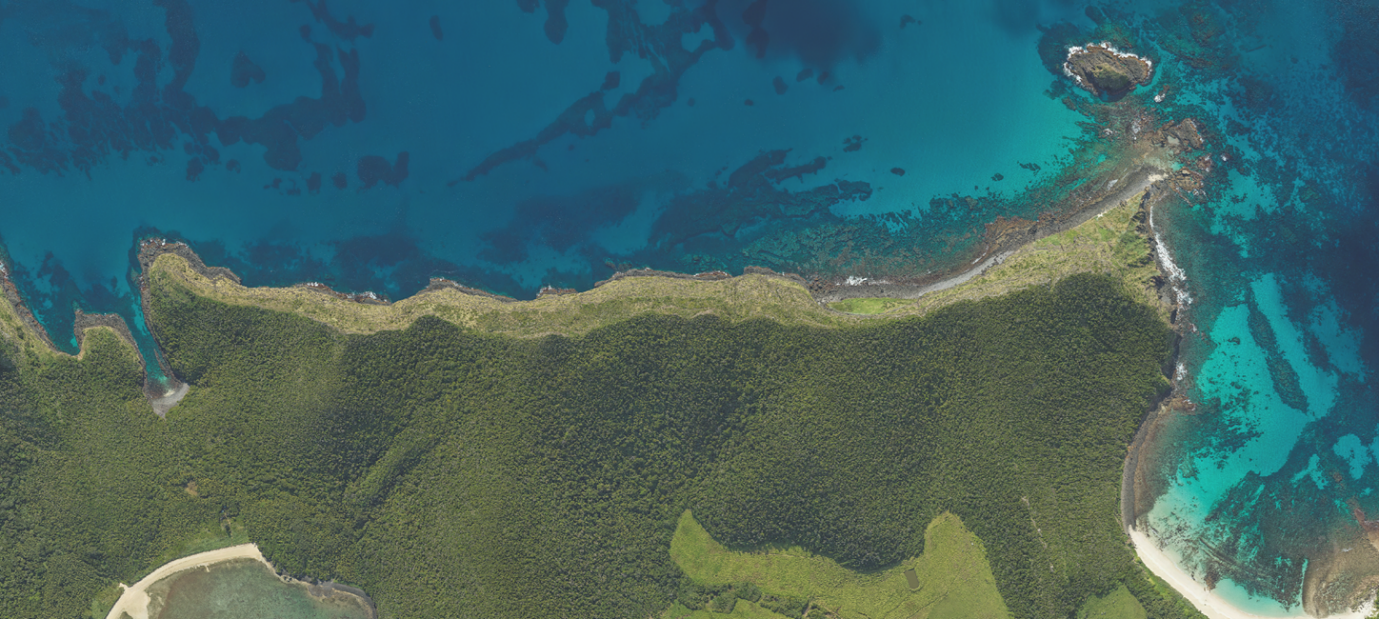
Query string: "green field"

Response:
xmin=671 ymin=510 xmax=1009 ymax=619
xmin=0 ymin=190 xmax=1206 ymax=619
xmin=1078 ymin=584 xmax=1148 ymax=619
xmin=826 ymin=297 xmax=911 ymax=315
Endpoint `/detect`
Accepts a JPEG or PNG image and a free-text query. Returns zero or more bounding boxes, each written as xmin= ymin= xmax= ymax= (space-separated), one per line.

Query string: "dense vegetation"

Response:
xmin=0 ymin=271 xmax=1199 ymax=618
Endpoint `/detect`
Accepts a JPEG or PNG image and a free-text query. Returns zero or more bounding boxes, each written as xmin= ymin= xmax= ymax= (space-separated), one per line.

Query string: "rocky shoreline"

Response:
xmin=1064 ymin=41 xmax=1155 ymax=99
xmin=14 ymin=109 xmax=1215 ymax=418
xmin=0 ymin=258 xmax=59 ymax=353
xmin=814 ymin=164 xmax=1169 ymax=304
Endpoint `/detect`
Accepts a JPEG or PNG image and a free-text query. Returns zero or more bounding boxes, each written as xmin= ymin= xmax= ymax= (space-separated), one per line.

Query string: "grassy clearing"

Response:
xmin=1077 ymin=584 xmax=1147 ymax=619
xmin=666 ymin=600 xmax=792 ymax=619
xmin=670 ymin=510 xmax=1011 ymax=619
xmin=826 ymin=297 xmax=910 ymax=315
xmin=145 ymin=191 xmax=1163 ymax=341
xmin=149 ymin=255 xmax=853 ymax=338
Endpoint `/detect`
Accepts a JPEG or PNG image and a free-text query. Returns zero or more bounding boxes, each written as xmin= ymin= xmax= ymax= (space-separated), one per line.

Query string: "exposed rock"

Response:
xmin=1302 ymin=505 xmax=1379 ymax=618
xmin=1063 ymin=42 xmax=1154 ymax=99
xmin=1156 ymin=119 xmax=1205 ymax=152
xmin=357 ymin=151 xmax=410 ymax=189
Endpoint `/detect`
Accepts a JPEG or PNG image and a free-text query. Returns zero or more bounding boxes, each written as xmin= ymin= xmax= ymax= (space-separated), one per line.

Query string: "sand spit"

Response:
xmin=1130 ymin=529 xmax=1368 ymax=619
xmin=104 ymin=543 xmax=374 ymax=619
xmin=106 ymin=544 xmax=267 ymax=619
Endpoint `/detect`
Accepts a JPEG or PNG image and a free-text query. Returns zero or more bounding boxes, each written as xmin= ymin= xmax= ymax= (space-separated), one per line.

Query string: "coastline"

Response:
xmin=815 ymin=165 xmax=1169 ymax=304
xmin=103 ymin=543 xmax=376 ymax=619
xmin=105 ymin=544 xmax=266 ymax=619
xmin=1129 ymin=529 xmax=1368 ymax=619
xmin=1122 ymin=200 xmax=1376 ymax=619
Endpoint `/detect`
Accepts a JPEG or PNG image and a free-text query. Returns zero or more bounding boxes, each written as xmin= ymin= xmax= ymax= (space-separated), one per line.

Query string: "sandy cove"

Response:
xmin=104 ymin=544 xmax=269 ymax=619
xmin=1130 ymin=529 xmax=1369 ymax=619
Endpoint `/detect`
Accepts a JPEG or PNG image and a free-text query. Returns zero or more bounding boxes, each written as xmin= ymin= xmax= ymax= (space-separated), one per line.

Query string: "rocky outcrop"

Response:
xmin=1064 ymin=42 xmax=1154 ymax=99
xmin=1152 ymin=119 xmax=1206 ymax=152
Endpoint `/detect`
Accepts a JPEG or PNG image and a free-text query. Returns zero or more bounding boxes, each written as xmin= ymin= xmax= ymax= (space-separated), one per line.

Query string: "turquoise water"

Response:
xmin=1132 ymin=0 xmax=1379 ymax=611
xmin=0 ymin=0 xmax=1092 ymax=371
xmin=147 ymin=559 xmax=371 ymax=619
xmin=2 ymin=0 xmax=1378 ymax=613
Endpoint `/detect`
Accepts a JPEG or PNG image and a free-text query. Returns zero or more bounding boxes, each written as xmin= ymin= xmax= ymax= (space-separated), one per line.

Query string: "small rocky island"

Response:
xmin=1063 ymin=42 xmax=1154 ymax=99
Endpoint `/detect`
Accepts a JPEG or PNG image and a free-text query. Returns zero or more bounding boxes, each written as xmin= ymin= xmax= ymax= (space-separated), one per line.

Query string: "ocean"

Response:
xmin=1 ymin=0 xmax=1376 ymax=615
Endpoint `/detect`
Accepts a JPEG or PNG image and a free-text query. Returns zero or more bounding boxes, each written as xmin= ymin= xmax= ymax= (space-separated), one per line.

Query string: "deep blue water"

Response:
xmin=1 ymin=0 xmax=1378 ymax=615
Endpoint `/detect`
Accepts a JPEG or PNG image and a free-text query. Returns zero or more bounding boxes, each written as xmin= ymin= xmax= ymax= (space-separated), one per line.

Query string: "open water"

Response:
xmin=1 ymin=0 xmax=1377 ymax=615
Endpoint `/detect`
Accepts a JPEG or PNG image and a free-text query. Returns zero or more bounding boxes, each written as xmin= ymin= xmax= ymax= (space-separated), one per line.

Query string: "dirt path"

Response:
xmin=816 ymin=167 xmax=1168 ymax=304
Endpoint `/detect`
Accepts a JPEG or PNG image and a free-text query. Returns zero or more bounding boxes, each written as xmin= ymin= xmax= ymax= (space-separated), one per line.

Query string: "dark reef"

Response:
xmin=356 ymin=152 xmax=410 ymax=189
xmin=230 ymin=51 xmax=266 ymax=88
xmin=428 ymin=15 xmax=444 ymax=41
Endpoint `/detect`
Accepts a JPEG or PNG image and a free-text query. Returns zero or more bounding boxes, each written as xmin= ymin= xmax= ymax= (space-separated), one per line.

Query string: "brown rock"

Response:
xmin=1063 ymin=42 xmax=1154 ymax=99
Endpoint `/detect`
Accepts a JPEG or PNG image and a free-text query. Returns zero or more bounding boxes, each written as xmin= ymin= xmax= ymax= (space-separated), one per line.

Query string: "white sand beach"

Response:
xmin=1130 ymin=529 xmax=1367 ymax=619
xmin=104 ymin=543 xmax=270 ymax=619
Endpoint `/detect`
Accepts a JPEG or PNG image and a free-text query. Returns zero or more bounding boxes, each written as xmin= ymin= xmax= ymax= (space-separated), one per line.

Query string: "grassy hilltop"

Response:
xmin=0 ymin=195 xmax=1204 ymax=619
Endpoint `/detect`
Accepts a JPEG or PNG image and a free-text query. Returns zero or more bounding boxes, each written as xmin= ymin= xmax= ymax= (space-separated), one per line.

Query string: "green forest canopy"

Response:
xmin=0 ymin=265 xmax=1205 ymax=619
xmin=0 ymin=197 xmax=1208 ymax=619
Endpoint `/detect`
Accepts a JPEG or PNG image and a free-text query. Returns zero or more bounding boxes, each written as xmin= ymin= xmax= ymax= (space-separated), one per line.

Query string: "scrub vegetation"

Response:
xmin=0 ymin=213 xmax=1200 ymax=618
xmin=823 ymin=192 xmax=1164 ymax=326
xmin=892 ymin=194 xmax=1167 ymax=323
xmin=3 ymin=276 xmax=1190 ymax=618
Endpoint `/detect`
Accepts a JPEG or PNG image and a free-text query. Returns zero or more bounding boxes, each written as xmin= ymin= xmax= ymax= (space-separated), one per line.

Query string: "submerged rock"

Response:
xmin=230 ymin=51 xmax=266 ymax=88
xmin=1155 ymin=119 xmax=1205 ymax=152
xmin=1063 ymin=42 xmax=1153 ymax=99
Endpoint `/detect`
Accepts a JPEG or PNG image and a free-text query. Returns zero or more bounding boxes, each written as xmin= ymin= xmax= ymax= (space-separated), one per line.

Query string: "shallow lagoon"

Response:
xmin=3 ymin=0 xmax=1379 ymax=616
xmin=144 ymin=559 xmax=372 ymax=619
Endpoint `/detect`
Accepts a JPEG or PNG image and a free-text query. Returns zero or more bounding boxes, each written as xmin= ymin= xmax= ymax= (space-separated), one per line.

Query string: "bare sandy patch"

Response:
xmin=105 ymin=544 xmax=268 ymax=619
xmin=1130 ymin=529 xmax=1368 ymax=619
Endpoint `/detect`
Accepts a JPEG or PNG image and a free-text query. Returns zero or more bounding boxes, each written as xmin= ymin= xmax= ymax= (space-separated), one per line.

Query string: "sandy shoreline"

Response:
xmin=1129 ymin=529 xmax=1367 ymax=619
xmin=105 ymin=544 xmax=270 ymax=619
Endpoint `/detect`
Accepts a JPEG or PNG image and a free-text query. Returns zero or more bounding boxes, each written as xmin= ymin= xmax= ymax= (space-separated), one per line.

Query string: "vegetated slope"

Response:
xmin=0 ymin=272 xmax=1182 ymax=619
xmin=670 ymin=509 xmax=1010 ymax=619
xmin=0 ymin=327 xmax=223 ymax=619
